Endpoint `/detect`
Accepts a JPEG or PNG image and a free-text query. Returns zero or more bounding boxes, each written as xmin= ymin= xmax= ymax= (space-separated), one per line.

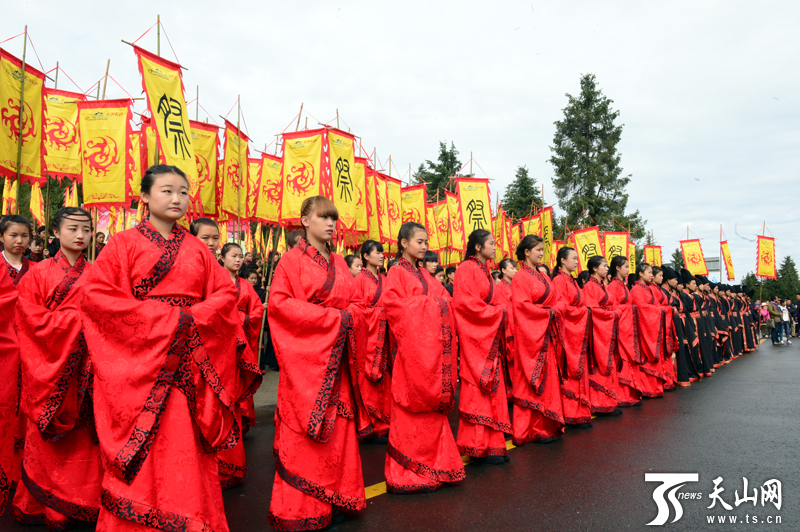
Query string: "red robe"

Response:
xmin=353 ymin=268 xmax=392 ymax=439
xmin=218 ymin=277 xmax=264 ymax=490
xmin=0 ymin=254 xmax=30 ymax=489
xmin=551 ymin=271 xmax=592 ymax=425
xmin=82 ymin=220 xmax=250 ymax=532
xmin=267 ymin=238 xmax=371 ymax=530
xmin=650 ymin=284 xmax=677 ymax=390
xmin=0 ymin=269 xmax=20 ymax=516
xmin=582 ymin=277 xmax=621 ymax=413
xmin=510 ymin=264 xmax=565 ymax=444
xmin=453 ymin=257 xmax=512 ymax=458
xmin=606 ymin=278 xmax=643 ymax=406
xmin=496 ymin=279 xmax=515 ymax=398
xmin=630 ymin=282 xmax=666 ymax=397
xmin=383 ymin=258 xmax=465 ymax=493
xmin=12 ymin=251 xmax=103 ymax=529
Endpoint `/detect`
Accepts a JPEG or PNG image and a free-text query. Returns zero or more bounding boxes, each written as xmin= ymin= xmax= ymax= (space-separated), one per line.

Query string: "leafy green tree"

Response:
xmin=548 ymin=73 xmax=646 ymax=242
xmin=501 ymin=165 xmax=543 ymax=220
xmin=671 ymin=247 xmax=685 ymax=269
xmin=413 ymin=141 xmax=466 ymax=199
xmin=777 ymin=256 xmax=799 ymax=300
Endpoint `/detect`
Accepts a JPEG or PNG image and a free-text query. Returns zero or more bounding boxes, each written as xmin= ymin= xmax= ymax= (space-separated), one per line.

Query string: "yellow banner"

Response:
xmin=128 ymin=132 xmax=142 ymax=198
xmin=628 ymin=241 xmax=637 ymax=269
xmin=29 ymin=183 xmax=44 ymax=225
xmin=433 ymin=201 xmax=450 ymax=251
xmin=401 ymin=185 xmax=426 ymax=225
xmin=221 ymin=121 xmax=249 ymax=218
xmin=2 ymin=177 xmax=17 ymax=214
xmin=446 ymin=191 xmax=465 ymax=251
xmin=720 ymin=240 xmax=735 ymax=280
xmin=494 ymin=206 xmax=508 ymax=259
xmin=0 ymin=49 xmax=45 ymax=185
xmin=135 ymin=47 xmax=198 ymax=199
xmin=680 ymin=239 xmax=708 ymax=276
xmin=255 ymin=153 xmax=282 ymax=224
xmin=456 ymin=178 xmax=491 ymax=237
xmin=78 ymin=99 xmax=132 ymax=208
xmin=756 ymin=236 xmax=776 ymax=280
xmin=328 ymin=130 xmax=357 ymax=231
xmin=353 ymin=157 xmax=368 ymax=234
xmin=280 ymin=130 xmax=323 ymax=224
xmin=425 ymin=203 xmax=440 ymax=251
xmin=541 ymin=207 xmax=553 ymax=268
xmin=643 ymin=245 xmax=663 ymax=267
xmin=364 ymin=168 xmax=381 ymax=242
xmin=247 ymin=157 xmax=262 ymax=220
xmin=190 ymin=121 xmax=219 ymax=216
xmin=374 ymin=173 xmax=392 ymax=243
xmin=572 ymin=227 xmax=603 ymax=271
xmin=43 ymin=89 xmax=84 ymax=179
xmin=604 ymin=232 xmax=628 ymax=262
xmin=386 ymin=176 xmax=402 ymax=243
xmin=143 ymin=117 xmax=158 ymax=167
xmin=522 ymin=213 xmax=541 ymax=237
xmin=550 ymin=240 xmax=563 ymax=271
xmin=510 ymin=222 xmax=521 ymax=254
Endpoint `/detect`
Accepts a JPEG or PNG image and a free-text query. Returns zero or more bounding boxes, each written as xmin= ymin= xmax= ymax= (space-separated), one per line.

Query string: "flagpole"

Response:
xmin=236 ymin=95 xmax=242 ymax=246
xmin=45 ymin=61 xmax=59 ymax=242
xmin=295 ymin=103 xmax=303 ymax=132
xmin=195 ymin=85 xmax=199 ymax=121
xmin=14 ymin=25 xmax=28 ymax=215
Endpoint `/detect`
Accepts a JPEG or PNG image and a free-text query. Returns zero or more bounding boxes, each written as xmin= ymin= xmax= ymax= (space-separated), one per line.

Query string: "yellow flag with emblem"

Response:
xmin=220 ymin=120 xmax=249 ymax=218
xmin=446 ymin=191 xmax=465 ymax=252
xmin=680 ymin=239 xmax=708 ymax=276
xmin=541 ymin=206 xmax=554 ymax=268
xmin=401 ymin=184 xmax=427 ymax=225
xmin=385 ymin=176 xmax=402 ymax=243
xmin=43 ymin=88 xmax=85 ymax=180
xmin=628 ymin=241 xmax=638 ymax=269
xmin=29 ymin=182 xmax=45 ymax=226
xmin=522 ymin=213 xmax=541 ymax=237
xmin=756 ymin=236 xmax=776 ymax=280
xmin=572 ymin=227 xmax=604 ymax=271
xmin=353 ymin=157 xmax=369 ymax=235
xmin=247 ymin=157 xmax=262 ymax=220
xmin=432 ymin=200 xmax=449 ymax=251
xmin=280 ymin=129 xmax=324 ymax=225
xmin=256 ymin=153 xmax=282 ymax=224
xmin=643 ymin=245 xmax=663 ymax=267
xmin=190 ymin=120 xmax=220 ymax=216
xmin=134 ymin=46 xmax=198 ymax=204
xmin=373 ymin=170 xmax=391 ymax=243
xmin=425 ymin=203 xmax=440 ymax=252
xmin=720 ymin=240 xmax=735 ymax=280
xmin=2 ymin=178 xmax=17 ymax=214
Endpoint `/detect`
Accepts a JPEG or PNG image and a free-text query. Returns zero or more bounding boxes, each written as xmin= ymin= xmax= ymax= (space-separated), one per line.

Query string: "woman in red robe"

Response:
xmin=606 ymin=256 xmax=643 ymax=407
xmin=268 ymin=196 xmax=371 ymax=530
xmin=496 ymin=258 xmax=516 ymax=400
xmin=82 ymin=166 xmax=251 ymax=532
xmin=649 ymin=267 xmax=677 ymax=391
xmin=1 ymin=215 xmax=32 ymax=488
xmin=629 ymin=264 xmax=666 ymax=398
xmin=454 ymin=230 xmax=512 ymax=463
xmin=216 ymin=242 xmax=264 ymax=490
xmin=0 ymin=266 xmax=20 ymax=516
xmin=353 ymin=239 xmax=392 ymax=442
xmin=13 ymin=207 xmax=104 ymax=530
xmin=581 ymin=256 xmax=623 ymax=416
xmin=510 ymin=235 xmax=565 ymax=445
xmin=551 ymin=246 xmax=593 ymax=428
xmin=383 ymin=222 xmax=465 ymax=493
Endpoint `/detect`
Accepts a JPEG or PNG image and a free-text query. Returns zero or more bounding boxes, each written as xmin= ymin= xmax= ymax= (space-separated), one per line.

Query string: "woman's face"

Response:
xmin=223 ymin=247 xmax=244 ymax=273
xmin=562 ymin=250 xmax=579 ymax=272
xmin=29 ymin=240 xmax=43 ymax=254
xmin=402 ymin=228 xmax=428 ymax=260
xmin=302 ymin=210 xmax=336 ymax=243
xmin=435 ymin=271 xmax=445 ymax=284
xmin=425 ymin=261 xmax=439 ymax=276
xmin=477 ymin=236 xmax=496 ymax=262
xmin=349 ymin=257 xmax=362 ymax=277
xmin=526 ymin=243 xmax=545 ymax=265
xmin=54 ymin=217 xmax=92 ymax=253
xmin=502 ymin=262 xmax=518 ymax=281
xmin=247 ymin=273 xmax=259 ymax=287
xmin=1 ymin=223 xmax=31 ymax=257
xmin=617 ymin=260 xmax=630 ymax=279
xmin=195 ymin=225 xmax=220 ymax=254
xmin=640 ymin=266 xmax=654 ymax=283
xmin=653 ymin=271 xmax=663 ymax=285
xmin=594 ymin=260 xmax=608 ymax=278
xmin=141 ymin=172 xmax=190 ymax=222
xmin=365 ymin=247 xmax=384 ymax=268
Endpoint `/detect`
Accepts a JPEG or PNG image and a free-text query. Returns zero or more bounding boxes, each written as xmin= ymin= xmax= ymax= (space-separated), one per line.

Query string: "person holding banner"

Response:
xmin=606 ymin=255 xmax=643 ymax=406
xmin=82 ymin=165 xmax=245 ymax=532
xmin=551 ymin=246 xmax=593 ymax=427
xmin=267 ymin=196 xmax=371 ymax=530
xmin=509 ymin=235 xmax=565 ymax=444
xmin=582 ymin=256 xmax=623 ymax=416
xmin=354 ymin=239 xmax=392 ymax=442
xmin=11 ymin=207 xmax=103 ymax=530
xmin=453 ymin=230 xmax=513 ymax=463
xmin=383 ymin=222 xmax=465 ymax=493
xmin=216 ymin=242 xmax=264 ymax=490
xmin=629 ymin=264 xmax=666 ymax=397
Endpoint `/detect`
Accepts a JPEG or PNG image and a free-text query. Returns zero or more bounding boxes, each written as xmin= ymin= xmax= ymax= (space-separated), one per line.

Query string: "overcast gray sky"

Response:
xmin=4 ymin=1 xmax=798 ymax=282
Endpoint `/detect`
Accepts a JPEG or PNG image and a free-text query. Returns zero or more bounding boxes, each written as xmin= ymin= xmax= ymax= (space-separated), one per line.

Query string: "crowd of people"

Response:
xmin=0 ymin=164 xmax=763 ymax=532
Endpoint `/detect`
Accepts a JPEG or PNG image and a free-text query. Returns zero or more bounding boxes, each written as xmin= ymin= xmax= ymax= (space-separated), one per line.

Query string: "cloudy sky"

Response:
xmin=4 ymin=1 xmax=798 ymax=281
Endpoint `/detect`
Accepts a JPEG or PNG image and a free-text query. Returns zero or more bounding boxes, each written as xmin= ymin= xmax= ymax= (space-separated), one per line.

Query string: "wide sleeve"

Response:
xmin=17 ymin=264 xmax=88 ymax=439
xmin=512 ymin=274 xmax=560 ymax=393
xmin=383 ymin=268 xmax=455 ymax=414
xmin=552 ymin=275 xmax=591 ymax=379
xmin=582 ymin=282 xmax=619 ymax=376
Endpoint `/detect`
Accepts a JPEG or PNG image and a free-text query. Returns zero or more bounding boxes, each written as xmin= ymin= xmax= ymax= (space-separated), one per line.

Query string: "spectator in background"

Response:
xmin=434 ymin=265 xmax=446 ymax=285
xmin=345 ymin=254 xmax=362 ymax=277
xmin=760 ymin=302 xmax=771 ymax=338
xmin=782 ymin=299 xmax=792 ymax=344
xmin=421 ymin=250 xmax=439 ymax=276
xmin=445 ymin=265 xmax=457 ymax=296
xmin=94 ymin=231 xmax=106 ymax=257
xmin=768 ymin=296 xmax=784 ymax=345
xmin=26 ymin=237 xmax=45 ymax=262
xmin=286 ymin=229 xmax=304 ymax=249
xmin=796 ymin=294 xmax=800 ymax=336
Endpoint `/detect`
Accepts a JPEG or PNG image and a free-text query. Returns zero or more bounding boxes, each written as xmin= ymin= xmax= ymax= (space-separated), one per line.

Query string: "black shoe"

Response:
xmin=503 ymin=455 xmax=511 ymax=462
xmin=534 ymin=437 xmax=559 ymax=444
xmin=476 ymin=455 xmax=506 ymax=465
xmin=632 ymin=400 xmax=643 ymax=406
xmin=597 ymin=409 xmax=623 ymax=417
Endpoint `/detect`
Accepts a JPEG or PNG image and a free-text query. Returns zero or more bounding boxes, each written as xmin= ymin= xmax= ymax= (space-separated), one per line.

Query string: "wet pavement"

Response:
xmin=2 ymin=340 xmax=798 ymax=531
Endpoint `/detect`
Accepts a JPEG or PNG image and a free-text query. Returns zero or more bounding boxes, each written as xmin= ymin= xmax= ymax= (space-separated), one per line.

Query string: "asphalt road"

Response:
xmin=2 ymin=340 xmax=797 ymax=532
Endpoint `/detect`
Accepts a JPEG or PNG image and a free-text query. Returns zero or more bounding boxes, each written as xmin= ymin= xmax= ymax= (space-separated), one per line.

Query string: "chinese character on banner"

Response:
xmin=604 ymin=232 xmax=629 ymax=263
xmin=455 ymin=178 xmax=491 ymax=236
xmin=541 ymin=206 xmax=554 ymax=268
xmin=572 ymin=226 xmax=603 ymax=271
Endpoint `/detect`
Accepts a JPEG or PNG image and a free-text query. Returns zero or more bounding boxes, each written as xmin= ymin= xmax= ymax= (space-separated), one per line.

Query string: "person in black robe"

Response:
xmin=679 ymin=270 xmax=703 ymax=381
xmin=662 ymin=266 xmax=692 ymax=386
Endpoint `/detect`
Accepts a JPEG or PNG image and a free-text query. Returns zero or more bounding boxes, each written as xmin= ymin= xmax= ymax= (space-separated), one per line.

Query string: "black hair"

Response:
xmin=246 ymin=269 xmax=260 ymax=279
xmin=446 ymin=266 xmax=457 ymax=276
xmin=359 ymin=239 xmax=384 ymax=266
xmin=37 ymin=225 xmax=46 ymax=233
xmin=491 ymin=270 xmax=502 ymax=281
xmin=651 ymin=266 xmax=663 ymax=278
xmin=378 ymin=266 xmax=387 ymax=275
xmin=396 ymin=222 xmax=426 ymax=259
xmin=221 ymin=242 xmax=242 ymax=258
xmin=537 ymin=264 xmax=551 ymax=277
xmin=423 ymin=250 xmax=439 ymax=265
xmin=52 ymin=207 xmax=92 ymax=232
xmin=344 ymin=254 xmax=359 ymax=268
xmin=516 ymin=234 xmax=543 ymax=261
xmin=554 ymin=246 xmax=576 ymax=278
xmin=287 ymin=229 xmax=304 ymax=249
xmin=634 ymin=262 xmax=652 ymax=282
xmin=140 ymin=164 xmax=189 ymax=195
xmin=586 ymin=255 xmax=606 ymax=276
xmin=434 ymin=265 xmax=444 ymax=276
xmin=465 ymin=229 xmax=492 ymax=258
xmin=577 ymin=270 xmax=591 ymax=288
xmin=609 ymin=255 xmax=628 ymax=279
xmin=1 ymin=215 xmax=33 ymax=236
xmin=498 ymin=258 xmax=515 ymax=272
xmin=387 ymin=258 xmax=399 ymax=271
xmin=95 ymin=231 xmax=105 ymax=238
xmin=31 ymin=236 xmax=44 ymax=247
xmin=189 ymin=217 xmax=219 ymax=237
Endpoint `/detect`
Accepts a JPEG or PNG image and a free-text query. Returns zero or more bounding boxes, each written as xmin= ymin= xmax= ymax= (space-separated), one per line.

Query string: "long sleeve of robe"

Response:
xmin=630 ymin=282 xmax=666 ymax=397
xmin=582 ymin=278 xmax=621 ymax=413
